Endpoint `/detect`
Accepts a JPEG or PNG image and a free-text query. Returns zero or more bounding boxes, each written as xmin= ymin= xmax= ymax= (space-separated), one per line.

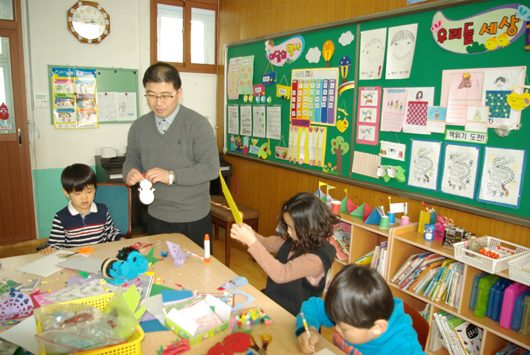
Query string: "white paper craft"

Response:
xmin=379 ymin=141 xmax=406 ymax=161
xmin=478 ymin=147 xmax=526 ymax=208
xmin=407 ymin=139 xmax=442 ymax=191
xmin=227 ymin=105 xmax=239 ymax=135
xmin=440 ymin=143 xmax=480 ymax=199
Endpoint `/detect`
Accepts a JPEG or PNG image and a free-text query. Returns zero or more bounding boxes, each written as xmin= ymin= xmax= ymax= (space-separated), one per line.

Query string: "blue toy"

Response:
xmin=424 ymin=223 xmax=436 ymax=241
xmin=102 ymin=247 xmax=149 ymax=285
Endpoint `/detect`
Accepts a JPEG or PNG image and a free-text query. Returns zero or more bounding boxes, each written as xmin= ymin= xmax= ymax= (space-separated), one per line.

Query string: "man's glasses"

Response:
xmin=144 ymin=90 xmax=178 ymax=102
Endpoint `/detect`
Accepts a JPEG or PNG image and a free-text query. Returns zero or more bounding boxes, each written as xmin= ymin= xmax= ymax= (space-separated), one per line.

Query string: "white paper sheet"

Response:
xmin=15 ymin=251 xmax=72 ymax=277
xmin=0 ymin=316 xmax=40 ymax=355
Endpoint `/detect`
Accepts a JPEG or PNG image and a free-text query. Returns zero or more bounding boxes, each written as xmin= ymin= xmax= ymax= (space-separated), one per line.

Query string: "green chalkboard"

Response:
xmin=48 ymin=65 xmax=140 ymax=126
xmin=224 ymin=0 xmax=530 ymax=226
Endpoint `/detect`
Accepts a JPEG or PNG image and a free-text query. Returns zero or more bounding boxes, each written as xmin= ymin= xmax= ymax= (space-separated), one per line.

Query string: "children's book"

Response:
xmin=395 ymin=252 xmax=433 ymax=285
xmin=408 ymin=260 xmax=445 ymax=291
xmin=414 ymin=267 xmax=442 ymax=295
xmin=354 ymin=249 xmax=374 ymax=266
xmin=391 ymin=253 xmax=418 ymax=283
xmin=453 ymin=319 xmax=483 ymax=355
xmin=433 ymin=312 xmax=455 ymax=355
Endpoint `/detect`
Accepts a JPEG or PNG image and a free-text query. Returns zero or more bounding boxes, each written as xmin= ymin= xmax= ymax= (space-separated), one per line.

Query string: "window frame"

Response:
xmin=150 ymin=0 xmax=218 ymax=74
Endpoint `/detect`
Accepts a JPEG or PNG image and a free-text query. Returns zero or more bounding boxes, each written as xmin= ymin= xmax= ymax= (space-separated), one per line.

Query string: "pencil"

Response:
xmin=300 ymin=313 xmax=316 ymax=355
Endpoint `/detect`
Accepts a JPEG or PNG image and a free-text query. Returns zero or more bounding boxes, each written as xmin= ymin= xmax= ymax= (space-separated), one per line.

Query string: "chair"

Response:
xmin=95 ymin=182 xmax=132 ymax=237
xmin=402 ymin=301 xmax=429 ymax=350
xmin=210 ymin=195 xmax=259 ymax=267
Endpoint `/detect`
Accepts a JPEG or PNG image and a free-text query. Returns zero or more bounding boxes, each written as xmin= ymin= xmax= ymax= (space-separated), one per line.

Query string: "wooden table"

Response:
xmin=0 ymin=234 xmax=343 ymax=354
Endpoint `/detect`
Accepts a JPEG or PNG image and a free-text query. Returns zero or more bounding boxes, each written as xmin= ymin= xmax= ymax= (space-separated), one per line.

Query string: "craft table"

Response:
xmin=0 ymin=234 xmax=343 ymax=354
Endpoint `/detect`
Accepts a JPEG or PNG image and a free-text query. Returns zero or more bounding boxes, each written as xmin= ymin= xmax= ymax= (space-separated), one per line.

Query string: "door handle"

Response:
xmin=18 ymin=128 xmax=21 ymax=146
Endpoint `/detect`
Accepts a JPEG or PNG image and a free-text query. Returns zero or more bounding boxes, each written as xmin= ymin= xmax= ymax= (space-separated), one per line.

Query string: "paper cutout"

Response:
xmin=507 ymin=91 xmax=530 ymax=111
xmin=217 ymin=277 xmax=248 ymax=291
xmin=222 ymin=289 xmax=255 ymax=312
xmin=145 ymin=246 xmax=159 ymax=265
xmin=219 ymin=172 xmax=242 ymax=224
xmin=166 ymin=241 xmax=190 ymax=267
xmin=340 ymin=196 xmax=357 ymax=213
xmin=350 ymin=202 xmax=373 ymax=222
xmin=0 ymin=291 xmax=34 ymax=322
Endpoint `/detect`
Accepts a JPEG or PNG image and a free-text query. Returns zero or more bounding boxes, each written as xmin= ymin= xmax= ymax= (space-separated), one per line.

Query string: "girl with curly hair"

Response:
xmin=230 ymin=192 xmax=338 ymax=315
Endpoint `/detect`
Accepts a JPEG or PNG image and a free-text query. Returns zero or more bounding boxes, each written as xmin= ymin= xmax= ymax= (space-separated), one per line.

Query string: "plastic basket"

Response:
xmin=509 ymin=253 xmax=530 ymax=287
xmin=35 ymin=293 xmax=144 ymax=355
xmin=453 ymin=236 xmax=529 ymax=274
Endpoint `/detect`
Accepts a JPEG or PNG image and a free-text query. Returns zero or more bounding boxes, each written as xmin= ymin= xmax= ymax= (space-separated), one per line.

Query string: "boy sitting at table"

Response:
xmin=39 ymin=163 xmax=125 ymax=254
xmin=295 ymin=264 xmax=424 ymax=354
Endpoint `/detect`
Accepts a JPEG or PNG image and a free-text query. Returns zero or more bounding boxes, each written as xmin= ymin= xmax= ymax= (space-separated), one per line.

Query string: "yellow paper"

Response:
xmin=219 ymin=172 xmax=242 ymax=224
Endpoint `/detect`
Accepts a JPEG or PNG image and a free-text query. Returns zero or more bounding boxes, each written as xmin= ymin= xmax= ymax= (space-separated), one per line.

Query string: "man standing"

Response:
xmin=123 ymin=62 xmax=220 ymax=247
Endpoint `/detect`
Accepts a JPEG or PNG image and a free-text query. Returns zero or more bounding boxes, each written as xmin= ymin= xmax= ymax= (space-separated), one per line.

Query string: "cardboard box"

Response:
xmin=164 ymin=294 xmax=231 ymax=345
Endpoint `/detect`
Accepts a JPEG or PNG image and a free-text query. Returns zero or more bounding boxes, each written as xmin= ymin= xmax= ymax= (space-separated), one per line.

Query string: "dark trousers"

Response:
xmin=148 ymin=213 xmax=212 ymax=251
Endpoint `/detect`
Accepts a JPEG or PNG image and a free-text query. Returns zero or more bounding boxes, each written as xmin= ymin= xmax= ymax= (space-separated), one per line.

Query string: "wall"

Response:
xmin=22 ymin=0 xmax=217 ymax=238
xmin=216 ymin=0 xmax=530 ymax=247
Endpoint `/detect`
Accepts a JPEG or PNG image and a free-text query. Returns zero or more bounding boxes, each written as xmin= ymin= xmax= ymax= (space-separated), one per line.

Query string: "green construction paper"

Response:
xmin=340 ymin=197 xmax=348 ymax=213
xmin=149 ymin=283 xmax=179 ymax=297
xmin=78 ymin=271 xmax=89 ymax=278
xmin=146 ymin=246 xmax=159 ymax=265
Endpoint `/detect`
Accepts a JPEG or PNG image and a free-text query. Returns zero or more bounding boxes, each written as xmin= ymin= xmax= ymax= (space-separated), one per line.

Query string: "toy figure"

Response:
xmin=424 ymin=223 xmax=436 ymax=241
xmin=139 ymin=179 xmax=155 ymax=205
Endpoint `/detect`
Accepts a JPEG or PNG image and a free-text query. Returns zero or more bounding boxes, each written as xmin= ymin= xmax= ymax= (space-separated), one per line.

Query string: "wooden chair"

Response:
xmin=402 ymin=301 xmax=430 ymax=350
xmin=210 ymin=195 xmax=259 ymax=267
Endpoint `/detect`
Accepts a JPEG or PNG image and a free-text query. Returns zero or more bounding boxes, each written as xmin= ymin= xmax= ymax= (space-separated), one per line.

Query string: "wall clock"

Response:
xmin=67 ymin=1 xmax=110 ymax=44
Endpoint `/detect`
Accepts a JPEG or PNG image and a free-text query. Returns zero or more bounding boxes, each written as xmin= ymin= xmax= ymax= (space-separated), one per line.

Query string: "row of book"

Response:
xmin=430 ymin=311 xmax=483 ymax=355
xmin=353 ymin=241 xmax=388 ymax=278
xmin=391 ymin=252 xmax=464 ymax=308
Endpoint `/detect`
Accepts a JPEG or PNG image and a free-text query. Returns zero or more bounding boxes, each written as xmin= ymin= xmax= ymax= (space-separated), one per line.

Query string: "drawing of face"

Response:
xmin=390 ymin=30 xmax=415 ymax=61
xmin=363 ymin=38 xmax=384 ymax=61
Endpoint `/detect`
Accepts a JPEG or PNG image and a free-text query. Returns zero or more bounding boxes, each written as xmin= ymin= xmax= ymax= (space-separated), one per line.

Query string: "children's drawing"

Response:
xmin=385 ymin=23 xmax=418 ymax=80
xmin=380 ymin=88 xmax=408 ymax=132
xmin=465 ymin=106 xmax=489 ymax=133
xmin=359 ymin=28 xmax=386 ymax=80
xmin=408 ymin=139 xmax=442 ymax=191
xmin=357 ymin=125 xmax=376 ymax=142
xmin=478 ymin=147 xmax=526 ymax=208
xmin=441 ymin=143 xmax=480 ymax=199
xmin=359 ymin=108 xmax=377 ymax=123
xmin=426 ymin=106 xmax=447 ymax=133
xmin=379 ymin=141 xmax=406 ymax=161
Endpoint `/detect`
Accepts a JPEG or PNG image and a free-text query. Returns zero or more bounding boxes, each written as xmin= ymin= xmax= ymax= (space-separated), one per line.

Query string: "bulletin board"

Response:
xmin=224 ymin=0 xmax=530 ymax=226
xmin=48 ymin=65 xmax=140 ymax=127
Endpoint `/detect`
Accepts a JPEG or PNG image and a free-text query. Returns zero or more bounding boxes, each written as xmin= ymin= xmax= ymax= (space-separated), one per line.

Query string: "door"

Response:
xmin=0 ymin=6 xmax=36 ymax=244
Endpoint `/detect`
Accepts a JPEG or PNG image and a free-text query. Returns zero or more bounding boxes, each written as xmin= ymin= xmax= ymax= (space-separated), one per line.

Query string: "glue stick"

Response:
xmin=204 ymin=234 xmax=210 ymax=263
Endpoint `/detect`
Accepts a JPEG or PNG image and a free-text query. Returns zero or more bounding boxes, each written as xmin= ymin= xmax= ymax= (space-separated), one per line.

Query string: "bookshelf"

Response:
xmin=388 ymin=228 xmax=530 ymax=354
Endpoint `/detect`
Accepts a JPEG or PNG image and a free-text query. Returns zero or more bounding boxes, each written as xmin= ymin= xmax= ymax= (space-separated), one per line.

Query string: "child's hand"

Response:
xmin=230 ymin=222 xmax=257 ymax=247
xmin=39 ymin=246 xmax=56 ymax=255
xmin=296 ymin=326 xmax=320 ymax=354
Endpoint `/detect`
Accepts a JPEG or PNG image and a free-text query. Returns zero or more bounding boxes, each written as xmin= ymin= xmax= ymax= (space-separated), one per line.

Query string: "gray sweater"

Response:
xmin=122 ymin=105 xmax=220 ymax=223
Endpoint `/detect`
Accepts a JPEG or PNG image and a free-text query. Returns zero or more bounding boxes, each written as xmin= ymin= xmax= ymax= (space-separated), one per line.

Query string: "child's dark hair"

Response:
xmin=277 ymin=192 xmax=339 ymax=254
xmin=61 ymin=164 xmax=97 ymax=193
xmin=324 ymin=264 xmax=393 ymax=328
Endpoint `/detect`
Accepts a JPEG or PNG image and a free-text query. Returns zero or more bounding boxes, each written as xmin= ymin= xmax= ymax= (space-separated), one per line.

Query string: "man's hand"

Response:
xmin=144 ymin=167 xmax=171 ymax=185
xmin=125 ymin=168 xmax=144 ymax=186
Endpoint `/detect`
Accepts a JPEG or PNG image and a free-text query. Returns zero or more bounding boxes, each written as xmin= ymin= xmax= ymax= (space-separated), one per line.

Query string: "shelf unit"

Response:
xmin=388 ymin=228 xmax=530 ymax=354
xmin=331 ymin=213 xmax=413 ymax=279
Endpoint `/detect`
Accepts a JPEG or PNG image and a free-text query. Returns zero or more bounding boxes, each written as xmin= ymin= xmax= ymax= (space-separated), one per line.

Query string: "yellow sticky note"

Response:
xmin=219 ymin=172 xmax=242 ymax=224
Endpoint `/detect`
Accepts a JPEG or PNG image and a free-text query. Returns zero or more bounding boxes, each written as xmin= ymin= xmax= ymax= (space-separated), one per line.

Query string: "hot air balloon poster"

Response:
xmin=385 ymin=23 xmax=418 ymax=80
xmin=359 ymin=28 xmax=387 ymax=80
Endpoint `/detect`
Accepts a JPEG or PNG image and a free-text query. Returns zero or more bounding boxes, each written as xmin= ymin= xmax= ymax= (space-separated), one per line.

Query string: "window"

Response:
xmin=151 ymin=0 xmax=218 ymax=74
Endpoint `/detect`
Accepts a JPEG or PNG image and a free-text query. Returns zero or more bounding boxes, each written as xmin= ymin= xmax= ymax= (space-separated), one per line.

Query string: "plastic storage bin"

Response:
xmin=469 ymin=272 xmax=488 ymax=311
xmin=454 ymin=236 xmax=529 ymax=274
xmin=475 ymin=274 xmax=501 ymax=318
xmin=34 ymin=293 xmax=144 ymax=355
xmin=508 ymin=252 xmax=530 ymax=287
xmin=489 ymin=278 xmax=513 ymax=322
xmin=520 ymin=295 xmax=530 ymax=337
xmin=500 ymin=283 xmax=530 ymax=329
xmin=511 ymin=289 xmax=530 ymax=331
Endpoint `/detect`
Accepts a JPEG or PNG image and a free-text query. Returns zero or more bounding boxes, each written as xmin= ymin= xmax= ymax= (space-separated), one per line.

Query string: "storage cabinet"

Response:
xmin=389 ymin=227 xmax=530 ymax=354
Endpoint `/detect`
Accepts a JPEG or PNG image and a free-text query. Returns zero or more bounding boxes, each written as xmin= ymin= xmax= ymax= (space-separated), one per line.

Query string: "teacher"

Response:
xmin=123 ymin=62 xmax=220 ymax=247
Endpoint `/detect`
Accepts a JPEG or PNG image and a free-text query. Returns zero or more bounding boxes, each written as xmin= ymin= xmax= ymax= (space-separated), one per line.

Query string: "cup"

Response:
xmin=400 ymin=216 xmax=410 ymax=226
xmin=331 ymin=200 xmax=341 ymax=214
xmin=387 ymin=212 xmax=395 ymax=224
xmin=379 ymin=216 xmax=389 ymax=229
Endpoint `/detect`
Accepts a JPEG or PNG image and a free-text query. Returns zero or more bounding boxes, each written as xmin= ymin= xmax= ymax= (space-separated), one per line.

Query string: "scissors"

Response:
xmin=249 ymin=334 xmax=272 ymax=355
xmin=59 ymin=246 xmax=95 ymax=258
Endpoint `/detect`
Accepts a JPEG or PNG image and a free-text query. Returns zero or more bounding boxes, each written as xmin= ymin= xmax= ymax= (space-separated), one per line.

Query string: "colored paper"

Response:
xmin=219 ymin=171 xmax=242 ymax=224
